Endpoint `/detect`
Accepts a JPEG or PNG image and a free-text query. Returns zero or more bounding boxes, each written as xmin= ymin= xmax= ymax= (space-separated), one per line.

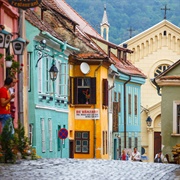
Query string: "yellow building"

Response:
xmin=120 ymin=20 xmax=180 ymax=162
xmin=68 ymin=53 xmax=111 ymax=159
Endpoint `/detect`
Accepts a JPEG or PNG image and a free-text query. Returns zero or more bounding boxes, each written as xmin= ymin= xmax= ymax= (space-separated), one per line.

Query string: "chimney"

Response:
xmin=123 ymin=43 xmax=127 ymax=48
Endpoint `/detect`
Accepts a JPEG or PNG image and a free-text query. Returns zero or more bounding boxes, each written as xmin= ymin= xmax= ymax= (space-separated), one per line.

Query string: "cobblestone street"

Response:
xmin=0 ymin=158 xmax=179 ymax=180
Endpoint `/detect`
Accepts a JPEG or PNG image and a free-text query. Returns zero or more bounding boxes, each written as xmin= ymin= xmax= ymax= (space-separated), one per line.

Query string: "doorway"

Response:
xmin=69 ymin=140 xmax=74 ymax=158
xmin=154 ymin=132 xmax=161 ymax=157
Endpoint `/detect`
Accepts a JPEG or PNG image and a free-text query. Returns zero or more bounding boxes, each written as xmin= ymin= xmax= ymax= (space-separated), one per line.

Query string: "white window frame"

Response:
xmin=41 ymin=118 xmax=46 ymax=152
xmin=48 ymin=118 xmax=53 ymax=151
xmin=27 ymin=52 xmax=31 ymax=91
xmin=173 ymin=101 xmax=180 ymax=134
xmin=45 ymin=57 xmax=53 ymax=94
xmin=29 ymin=124 xmax=33 ymax=145
xmin=57 ymin=61 xmax=68 ymax=97
xmin=38 ymin=51 xmax=43 ymax=93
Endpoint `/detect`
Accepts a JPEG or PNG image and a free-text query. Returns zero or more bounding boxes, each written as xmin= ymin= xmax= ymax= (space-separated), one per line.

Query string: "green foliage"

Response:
xmin=0 ymin=120 xmax=40 ymax=163
xmin=5 ymin=54 xmax=15 ymax=61
xmin=66 ymin=0 xmax=180 ymax=44
xmin=0 ymin=119 xmax=16 ymax=163
xmin=13 ymin=120 xmax=29 ymax=158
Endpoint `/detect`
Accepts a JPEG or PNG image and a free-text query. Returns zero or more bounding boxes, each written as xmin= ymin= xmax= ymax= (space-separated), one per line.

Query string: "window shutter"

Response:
xmin=90 ymin=78 xmax=96 ymax=104
xmin=74 ymin=77 xmax=78 ymax=104
xmin=69 ymin=77 xmax=73 ymax=104
xmin=103 ymin=79 xmax=108 ymax=106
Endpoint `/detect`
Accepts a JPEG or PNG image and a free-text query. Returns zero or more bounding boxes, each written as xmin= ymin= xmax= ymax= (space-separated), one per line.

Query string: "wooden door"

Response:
xmin=154 ymin=132 xmax=161 ymax=156
xmin=69 ymin=140 xmax=74 ymax=158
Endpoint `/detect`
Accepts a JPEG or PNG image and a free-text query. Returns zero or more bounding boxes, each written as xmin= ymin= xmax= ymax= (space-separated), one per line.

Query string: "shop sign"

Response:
xmin=75 ymin=109 xmax=100 ymax=119
xmin=8 ymin=0 xmax=42 ymax=9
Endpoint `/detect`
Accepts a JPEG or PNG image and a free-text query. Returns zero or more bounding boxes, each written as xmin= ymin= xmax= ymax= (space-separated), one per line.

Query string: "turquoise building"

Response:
xmin=111 ymin=65 xmax=146 ymax=160
xmin=25 ymin=19 xmax=79 ymax=158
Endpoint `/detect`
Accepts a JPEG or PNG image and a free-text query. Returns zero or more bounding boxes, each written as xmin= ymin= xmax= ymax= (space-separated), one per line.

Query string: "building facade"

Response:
xmin=153 ymin=59 xmax=180 ymax=161
xmin=120 ymin=20 xmax=180 ymax=162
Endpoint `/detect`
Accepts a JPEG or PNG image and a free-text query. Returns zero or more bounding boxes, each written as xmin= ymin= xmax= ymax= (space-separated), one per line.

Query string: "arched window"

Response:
xmin=154 ymin=64 xmax=169 ymax=77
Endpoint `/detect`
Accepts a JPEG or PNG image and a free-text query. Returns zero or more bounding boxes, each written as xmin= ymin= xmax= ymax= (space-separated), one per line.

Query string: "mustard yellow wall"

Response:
xmin=69 ymin=63 xmax=109 ymax=159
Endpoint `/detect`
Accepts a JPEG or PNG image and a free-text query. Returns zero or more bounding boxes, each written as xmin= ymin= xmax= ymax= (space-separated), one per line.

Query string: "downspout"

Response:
xmin=151 ymin=79 xmax=162 ymax=96
xmin=93 ymin=62 xmax=102 ymax=159
xmin=124 ymin=76 xmax=131 ymax=148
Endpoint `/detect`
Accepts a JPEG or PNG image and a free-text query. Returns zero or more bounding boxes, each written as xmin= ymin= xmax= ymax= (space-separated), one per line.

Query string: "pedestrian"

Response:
xmin=131 ymin=147 xmax=142 ymax=162
xmin=154 ymin=152 xmax=163 ymax=163
xmin=120 ymin=149 xmax=128 ymax=160
xmin=9 ymin=78 xmax=18 ymax=120
xmin=0 ymin=77 xmax=15 ymax=133
xmin=154 ymin=150 xmax=164 ymax=163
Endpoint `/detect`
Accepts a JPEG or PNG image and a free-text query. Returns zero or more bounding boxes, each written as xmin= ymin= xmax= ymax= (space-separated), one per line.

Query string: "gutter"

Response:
xmin=124 ymin=76 xmax=131 ymax=148
xmin=93 ymin=62 xmax=102 ymax=159
xmin=151 ymin=78 xmax=162 ymax=96
xmin=41 ymin=31 xmax=80 ymax=52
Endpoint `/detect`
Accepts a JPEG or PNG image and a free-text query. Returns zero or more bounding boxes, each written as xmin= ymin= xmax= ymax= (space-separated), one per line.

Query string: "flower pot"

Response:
xmin=5 ymin=61 xmax=12 ymax=68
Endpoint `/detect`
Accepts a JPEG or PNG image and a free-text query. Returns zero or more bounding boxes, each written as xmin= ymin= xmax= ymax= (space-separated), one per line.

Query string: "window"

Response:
xmin=134 ymin=95 xmax=137 ymax=115
xmin=135 ymin=137 xmax=138 ymax=148
xmin=154 ymin=64 xmax=169 ymax=77
xmin=48 ymin=119 xmax=53 ymax=151
xmin=103 ymin=79 xmax=108 ymax=106
xmin=57 ymin=62 xmax=68 ymax=97
xmin=41 ymin=118 xmax=46 ymax=152
xmin=118 ymin=93 xmax=121 ymax=112
xmin=29 ymin=124 xmax=33 ymax=145
xmin=70 ymin=77 xmax=96 ymax=104
xmin=128 ymin=137 xmax=132 ymax=148
xmin=173 ymin=101 xmax=180 ymax=134
xmin=45 ymin=57 xmax=52 ymax=93
xmin=128 ymin=94 xmax=131 ymax=115
xmin=27 ymin=52 xmax=31 ymax=91
xmin=178 ymin=105 xmax=180 ymax=134
xmin=75 ymin=131 xmax=89 ymax=153
xmin=58 ymin=125 xmax=61 ymax=151
xmin=38 ymin=52 xmax=42 ymax=93
xmin=114 ymin=91 xmax=117 ymax=101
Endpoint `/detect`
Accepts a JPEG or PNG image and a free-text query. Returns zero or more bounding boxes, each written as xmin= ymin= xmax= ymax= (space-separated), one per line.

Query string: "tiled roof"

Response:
xmin=55 ymin=0 xmax=103 ymax=40
xmin=25 ymin=0 xmax=146 ymax=78
xmin=110 ymin=53 xmax=146 ymax=78
xmin=25 ymin=9 xmax=64 ymax=41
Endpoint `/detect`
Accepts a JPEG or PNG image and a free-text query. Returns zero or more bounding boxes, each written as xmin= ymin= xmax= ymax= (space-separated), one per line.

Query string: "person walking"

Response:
xmin=0 ymin=77 xmax=15 ymax=133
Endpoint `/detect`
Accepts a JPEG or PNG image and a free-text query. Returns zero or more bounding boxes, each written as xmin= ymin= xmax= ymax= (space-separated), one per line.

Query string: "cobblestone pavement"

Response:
xmin=0 ymin=158 xmax=179 ymax=180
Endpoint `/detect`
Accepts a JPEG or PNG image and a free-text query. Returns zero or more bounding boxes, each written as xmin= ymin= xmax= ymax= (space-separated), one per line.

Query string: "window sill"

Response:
xmin=171 ymin=133 xmax=180 ymax=137
xmin=70 ymin=104 xmax=92 ymax=108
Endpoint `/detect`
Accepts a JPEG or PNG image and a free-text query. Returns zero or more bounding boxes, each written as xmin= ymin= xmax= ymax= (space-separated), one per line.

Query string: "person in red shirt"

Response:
xmin=0 ymin=77 xmax=15 ymax=133
xmin=120 ymin=149 xmax=128 ymax=160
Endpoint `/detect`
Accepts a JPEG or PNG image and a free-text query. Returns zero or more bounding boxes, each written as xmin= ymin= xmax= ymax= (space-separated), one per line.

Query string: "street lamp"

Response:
xmin=11 ymin=37 xmax=26 ymax=55
xmin=49 ymin=63 xmax=58 ymax=81
xmin=146 ymin=116 xmax=152 ymax=127
xmin=0 ymin=25 xmax=13 ymax=48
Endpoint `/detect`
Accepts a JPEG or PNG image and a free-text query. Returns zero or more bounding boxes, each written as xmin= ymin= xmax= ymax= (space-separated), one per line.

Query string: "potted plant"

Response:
xmin=9 ymin=60 xmax=23 ymax=77
xmin=5 ymin=54 xmax=14 ymax=67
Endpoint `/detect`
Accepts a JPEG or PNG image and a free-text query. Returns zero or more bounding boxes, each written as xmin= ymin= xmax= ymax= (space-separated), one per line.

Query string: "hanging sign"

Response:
xmin=8 ymin=0 xmax=42 ymax=10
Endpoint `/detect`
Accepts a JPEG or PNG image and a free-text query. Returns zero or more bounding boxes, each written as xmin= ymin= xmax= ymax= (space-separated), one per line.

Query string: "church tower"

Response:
xmin=100 ymin=5 xmax=109 ymax=41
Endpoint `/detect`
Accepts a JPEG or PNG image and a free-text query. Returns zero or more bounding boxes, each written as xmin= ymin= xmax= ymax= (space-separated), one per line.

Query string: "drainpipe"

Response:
xmin=93 ymin=62 xmax=102 ymax=159
xmin=124 ymin=76 xmax=131 ymax=148
xmin=18 ymin=9 xmax=24 ymax=126
xmin=151 ymin=79 xmax=162 ymax=96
